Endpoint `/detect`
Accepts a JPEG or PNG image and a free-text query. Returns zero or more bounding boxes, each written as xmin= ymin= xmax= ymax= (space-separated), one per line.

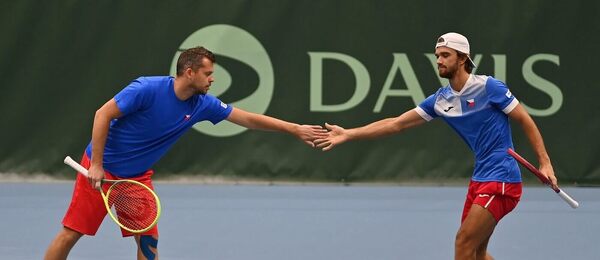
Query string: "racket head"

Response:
xmin=102 ymin=179 xmax=161 ymax=233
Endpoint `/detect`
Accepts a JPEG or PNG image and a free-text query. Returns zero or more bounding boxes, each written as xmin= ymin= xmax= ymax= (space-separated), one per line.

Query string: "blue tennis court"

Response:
xmin=1 ymin=182 xmax=597 ymax=259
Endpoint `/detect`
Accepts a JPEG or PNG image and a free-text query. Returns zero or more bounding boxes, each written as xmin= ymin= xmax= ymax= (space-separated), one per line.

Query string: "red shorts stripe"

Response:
xmin=62 ymin=153 xmax=158 ymax=237
xmin=461 ymin=180 xmax=522 ymax=223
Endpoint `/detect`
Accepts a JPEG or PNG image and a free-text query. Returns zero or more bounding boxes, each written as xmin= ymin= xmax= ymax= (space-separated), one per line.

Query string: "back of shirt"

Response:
xmin=415 ymin=75 xmax=521 ymax=183
xmin=86 ymin=76 xmax=233 ymax=177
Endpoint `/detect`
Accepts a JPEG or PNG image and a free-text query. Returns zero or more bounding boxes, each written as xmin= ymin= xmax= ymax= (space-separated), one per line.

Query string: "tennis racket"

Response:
xmin=64 ymin=156 xmax=162 ymax=233
xmin=507 ymin=149 xmax=579 ymax=209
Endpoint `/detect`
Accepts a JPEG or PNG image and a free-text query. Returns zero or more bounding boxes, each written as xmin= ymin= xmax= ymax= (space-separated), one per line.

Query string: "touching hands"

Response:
xmin=314 ymin=123 xmax=348 ymax=151
xmin=294 ymin=124 xmax=329 ymax=147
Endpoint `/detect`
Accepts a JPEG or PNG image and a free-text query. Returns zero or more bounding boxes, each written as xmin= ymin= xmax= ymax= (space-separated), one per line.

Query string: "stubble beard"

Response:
xmin=193 ymin=84 xmax=209 ymax=95
xmin=438 ymin=64 xmax=457 ymax=79
xmin=439 ymin=70 xmax=454 ymax=79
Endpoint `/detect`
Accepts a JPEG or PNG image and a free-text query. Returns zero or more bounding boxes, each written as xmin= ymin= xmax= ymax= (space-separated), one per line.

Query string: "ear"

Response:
xmin=184 ymin=67 xmax=194 ymax=78
xmin=458 ymin=54 xmax=467 ymax=67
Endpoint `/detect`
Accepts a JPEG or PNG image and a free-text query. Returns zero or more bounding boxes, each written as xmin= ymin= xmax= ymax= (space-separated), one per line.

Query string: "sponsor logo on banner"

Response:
xmin=173 ymin=24 xmax=563 ymax=137
xmin=170 ymin=24 xmax=274 ymax=137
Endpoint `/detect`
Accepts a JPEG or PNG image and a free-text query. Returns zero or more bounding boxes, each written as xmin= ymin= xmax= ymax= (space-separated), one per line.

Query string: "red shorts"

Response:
xmin=461 ymin=181 xmax=522 ymax=223
xmin=62 ymin=153 xmax=158 ymax=237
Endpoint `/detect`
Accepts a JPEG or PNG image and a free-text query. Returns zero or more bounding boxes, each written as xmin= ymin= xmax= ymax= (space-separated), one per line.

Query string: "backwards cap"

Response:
xmin=435 ymin=32 xmax=476 ymax=67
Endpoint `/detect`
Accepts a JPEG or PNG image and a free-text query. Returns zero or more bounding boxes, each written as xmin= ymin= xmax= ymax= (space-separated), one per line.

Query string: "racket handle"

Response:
xmin=557 ymin=189 xmax=579 ymax=209
xmin=64 ymin=156 xmax=89 ymax=177
xmin=508 ymin=148 xmax=579 ymax=209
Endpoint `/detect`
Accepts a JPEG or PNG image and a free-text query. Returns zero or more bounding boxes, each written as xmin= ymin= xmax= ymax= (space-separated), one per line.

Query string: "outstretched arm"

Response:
xmin=314 ymin=109 xmax=426 ymax=151
xmin=508 ymin=103 xmax=558 ymax=189
xmin=226 ymin=107 xmax=328 ymax=147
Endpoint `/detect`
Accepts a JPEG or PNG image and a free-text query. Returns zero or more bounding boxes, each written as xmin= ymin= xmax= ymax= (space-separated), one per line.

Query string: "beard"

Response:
xmin=195 ymin=88 xmax=208 ymax=95
xmin=438 ymin=70 xmax=453 ymax=79
xmin=192 ymin=84 xmax=209 ymax=95
xmin=438 ymin=63 xmax=458 ymax=79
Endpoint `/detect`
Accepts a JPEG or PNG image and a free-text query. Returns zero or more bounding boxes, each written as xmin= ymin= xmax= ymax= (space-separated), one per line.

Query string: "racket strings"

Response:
xmin=107 ymin=181 xmax=159 ymax=231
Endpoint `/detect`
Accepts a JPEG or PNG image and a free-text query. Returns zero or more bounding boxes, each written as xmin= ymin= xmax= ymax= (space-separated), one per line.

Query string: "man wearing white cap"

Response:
xmin=315 ymin=32 xmax=557 ymax=260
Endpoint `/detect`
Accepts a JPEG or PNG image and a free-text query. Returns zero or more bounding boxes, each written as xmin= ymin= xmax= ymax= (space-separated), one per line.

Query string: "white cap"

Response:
xmin=435 ymin=32 xmax=476 ymax=67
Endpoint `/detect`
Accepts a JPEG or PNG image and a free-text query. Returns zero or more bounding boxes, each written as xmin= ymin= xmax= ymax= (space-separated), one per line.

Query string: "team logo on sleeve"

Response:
xmin=505 ymin=90 xmax=512 ymax=98
xmin=467 ymin=99 xmax=475 ymax=108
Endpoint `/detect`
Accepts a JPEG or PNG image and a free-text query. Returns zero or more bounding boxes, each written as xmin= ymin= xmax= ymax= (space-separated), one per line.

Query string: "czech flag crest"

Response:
xmin=467 ymin=99 xmax=475 ymax=108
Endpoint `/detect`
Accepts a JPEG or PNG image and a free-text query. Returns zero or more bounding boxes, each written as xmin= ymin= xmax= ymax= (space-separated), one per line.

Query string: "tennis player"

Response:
xmin=44 ymin=46 xmax=328 ymax=260
xmin=314 ymin=32 xmax=558 ymax=260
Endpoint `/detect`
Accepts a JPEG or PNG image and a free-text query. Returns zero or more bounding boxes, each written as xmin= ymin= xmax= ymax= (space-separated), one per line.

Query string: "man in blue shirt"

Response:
xmin=315 ymin=33 xmax=558 ymax=260
xmin=45 ymin=47 xmax=327 ymax=260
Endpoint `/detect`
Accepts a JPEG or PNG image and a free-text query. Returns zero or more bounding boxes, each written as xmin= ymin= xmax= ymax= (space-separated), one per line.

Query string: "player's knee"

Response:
xmin=139 ymin=235 xmax=158 ymax=260
xmin=475 ymin=243 xmax=493 ymax=260
xmin=475 ymin=252 xmax=494 ymax=260
xmin=58 ymin=227 xmax=83 ymax=243
xmin=455 ymin=230 xmax=475 ymax=250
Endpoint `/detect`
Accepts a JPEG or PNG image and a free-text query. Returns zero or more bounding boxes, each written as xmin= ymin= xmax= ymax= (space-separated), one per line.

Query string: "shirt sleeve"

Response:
xmin=485 ymin=77 xmax=519 ymax=114
xmin=114 ymin=78 xmax=152 ymax=116
xmin=201 ymin=94 xmax=234 ymax=124
xmin=415 ymin=94 xmax=438 ymax=121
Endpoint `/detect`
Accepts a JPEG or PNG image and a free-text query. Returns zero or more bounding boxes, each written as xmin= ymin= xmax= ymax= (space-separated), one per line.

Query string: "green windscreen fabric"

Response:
xmin=0 ymin=1 xmax=598 ymax=183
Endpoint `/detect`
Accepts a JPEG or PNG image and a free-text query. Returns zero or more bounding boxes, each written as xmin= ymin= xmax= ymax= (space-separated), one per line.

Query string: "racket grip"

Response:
xmin=557 ymin=189 xmax=579 ymax=209
xmin=64 ymin=156 xmax=89 ymax=176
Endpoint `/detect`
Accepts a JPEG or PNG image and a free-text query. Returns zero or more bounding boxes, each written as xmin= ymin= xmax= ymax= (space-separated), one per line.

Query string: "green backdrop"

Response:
xmin=1 ymin=1 xmax=598 ymax=184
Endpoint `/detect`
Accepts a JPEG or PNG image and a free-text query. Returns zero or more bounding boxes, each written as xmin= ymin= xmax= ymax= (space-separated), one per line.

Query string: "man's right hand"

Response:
xmin=314 ymin=123 xmax=349 ymax=151
xmin=88 ymin=164 xmax=105 ymax=190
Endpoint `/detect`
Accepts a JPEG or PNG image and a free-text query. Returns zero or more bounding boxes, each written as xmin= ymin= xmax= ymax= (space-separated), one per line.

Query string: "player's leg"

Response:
xmin=44 ymin=227 xmax=83 ymax=260
xmin=46 ymin=153 xmax=107 ymax=260
xmin=457 ymin=181 xmax=521 ymax=259
xmin=135 ymin=234 xmax=159 ymax=260
xmin=119 ymin=169 xmax=160 ymax=260
xmin=455 ymin=204 xmax=497 ymax=260
xmin=127 ymin=169 xmax=159 ymax=260
xmin=475 ymin=233 xmax=494 ymax=260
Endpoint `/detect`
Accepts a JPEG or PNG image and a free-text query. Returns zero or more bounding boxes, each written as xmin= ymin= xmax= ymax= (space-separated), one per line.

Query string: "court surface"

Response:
xmin=1 ymin=182 xmax=598 ymax=259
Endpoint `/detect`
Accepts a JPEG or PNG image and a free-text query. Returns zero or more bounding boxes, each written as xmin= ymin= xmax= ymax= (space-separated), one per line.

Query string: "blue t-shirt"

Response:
xmin=85 ymin=76 xmax=233 ymax=177
xmin=415 ymin=75 xmax=521 ymax=183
